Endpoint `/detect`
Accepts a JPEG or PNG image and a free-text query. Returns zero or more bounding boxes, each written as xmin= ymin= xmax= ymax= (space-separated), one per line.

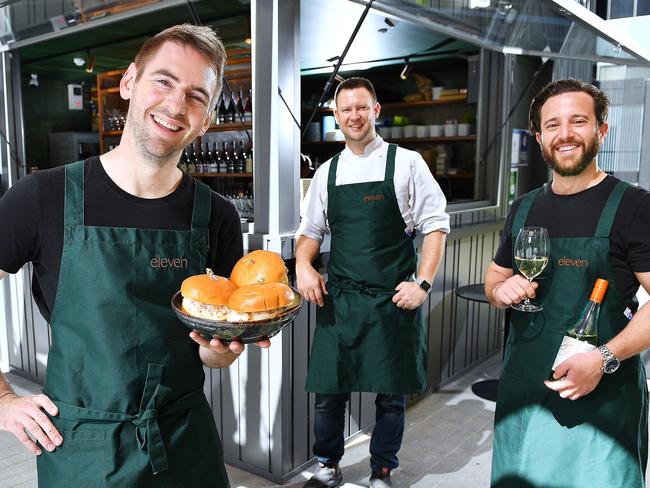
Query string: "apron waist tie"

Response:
xmin=328 ymin=276 xmax=398 ymax=297
xmin=53 ymin=365 xmax=205 ymax=476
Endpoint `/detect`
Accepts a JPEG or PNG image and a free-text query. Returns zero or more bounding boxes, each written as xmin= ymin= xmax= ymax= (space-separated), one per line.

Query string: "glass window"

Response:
xmin=637 ymin=0 xmax=650 ymax=16
xmin=609 ymin=0 xmax=634 ymax=18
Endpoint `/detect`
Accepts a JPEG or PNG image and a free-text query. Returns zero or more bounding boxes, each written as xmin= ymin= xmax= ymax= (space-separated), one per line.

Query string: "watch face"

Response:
xmin=419 ymin=280 xmax=431 ymax=291
xmin=604 ymin=358 xmax=620 ymax=374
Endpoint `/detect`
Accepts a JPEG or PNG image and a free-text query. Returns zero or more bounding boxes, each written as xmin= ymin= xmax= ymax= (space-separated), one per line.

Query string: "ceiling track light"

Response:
xmin=400 ymin=58 xmax=412 ymax=80
xmin=84 ymin=55 xmax=96 ymax=73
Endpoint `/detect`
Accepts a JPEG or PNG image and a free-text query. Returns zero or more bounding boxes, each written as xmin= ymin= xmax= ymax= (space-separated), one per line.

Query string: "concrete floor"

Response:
xmin=9 ymin=353 xmax=647 ymax=488
xmin=1 ymin=355 xmax=500 ymax=488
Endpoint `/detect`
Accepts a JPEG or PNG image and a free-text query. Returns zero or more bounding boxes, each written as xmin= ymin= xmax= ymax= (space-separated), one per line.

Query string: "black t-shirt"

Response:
xmin=494 ymin=175 xmax=650 ymax=311
xmin=0 ymin=157 xmax=243 ymax=322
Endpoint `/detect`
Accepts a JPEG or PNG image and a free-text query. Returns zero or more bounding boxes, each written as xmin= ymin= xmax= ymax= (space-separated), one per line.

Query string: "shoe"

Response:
xmin=303 ymin=464 xmax=343 ymax=488
xmin=369 ymin=467 xmax=393 ymax=488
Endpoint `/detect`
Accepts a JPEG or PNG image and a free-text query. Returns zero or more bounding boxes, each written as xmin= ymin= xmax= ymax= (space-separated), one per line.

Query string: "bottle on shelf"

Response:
xmin=226 ymin=91 xmax=237 ymax=124
xmin=179 ymin=149 xmax=190 ymax=173
xmin=550 ymin=278 xmax=608 ymax=376
xmin=237 ymin=140 xmax=247 ymax=173
xmin=198 ymin=144 xmax=207 ymax=173
xmin=245 ymin=146 xmax=253 ymax=174
xmin=221 ymin=141 xmax=231 ymax=173
xmin=187 ymin=143 xmax=197 ymax=174
xmin=218 ymin=94 xmax=228 ymax=125
xmin=236 ymin=88 xmax=245 ymax=123
xmin=243 ymin=88 xmax=252 ymax=123
xmin=230 ymin=141 xmax=241 ymax=173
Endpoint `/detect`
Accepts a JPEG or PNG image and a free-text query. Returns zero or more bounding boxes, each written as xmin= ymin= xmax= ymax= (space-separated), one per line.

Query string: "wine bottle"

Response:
xmin=188 ymin=143 xmax=197 ymax=174
xmin=245 ymin=147 xmax=253 ymax=174
xmin=226 ymin=91 xmax=236 ymax=124
xmin=243 ymin=88 xmax=252 ymax=123
xmin=551 ymin=278 xmax=608 ymax=375
xmin=218 ymin=94 xmax=227 ymax=125
xmin=236 ymin=88 xmax=245 ymax=122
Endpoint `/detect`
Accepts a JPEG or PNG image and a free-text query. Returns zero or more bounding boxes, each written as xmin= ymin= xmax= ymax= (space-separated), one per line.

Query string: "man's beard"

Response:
xmin=127 ymin=107 xmax=187 ymax=165
xmin=542 ymin=132 xmax=600 ymax=177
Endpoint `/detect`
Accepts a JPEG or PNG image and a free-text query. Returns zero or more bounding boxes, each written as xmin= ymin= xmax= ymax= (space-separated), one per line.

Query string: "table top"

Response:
xmin=455 ymin=284 xmax=489 ymax=304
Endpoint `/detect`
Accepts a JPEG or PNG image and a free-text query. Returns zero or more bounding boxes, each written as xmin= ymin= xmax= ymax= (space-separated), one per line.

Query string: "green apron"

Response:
xmin=37 ymin=161 xmax=230 ymax=487
xmin=491 ymin=182 xmax=648 ymax=488
xmin=305 ymin=144 xmax=427 ymax=395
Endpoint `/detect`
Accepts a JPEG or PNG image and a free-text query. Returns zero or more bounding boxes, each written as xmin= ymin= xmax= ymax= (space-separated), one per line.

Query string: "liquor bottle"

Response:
xmin=230 ymin=140 xmax=241 ymax=173
xmin=551 ymin=279 xmax=608 ymax=375
xmin=199 ymin=143 xmax=207 ymax=172
xmin=243 ymin=88 xmax=252 ymax=123
xmin=216 ymin=142 xmax=226 ymax=173
xmin=237 ymin=140 xmax=246 ymax=173
xmin=245 ymin=147 xmax=253 ymax=174
xmin=180 ymin=149 xmax=190 ymax=173
xmin=187 ymin=143 xmax=197 ymax=174
xmin=225 ymin=91 xmax=236 ymax=124
xmin=222 ymin=141 xmax=233 ymax=173
xmin=217 ymin=94 xmax=228 ymax=125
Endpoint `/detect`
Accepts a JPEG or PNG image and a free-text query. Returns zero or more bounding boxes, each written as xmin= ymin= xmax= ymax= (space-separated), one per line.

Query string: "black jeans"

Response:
xmin=313 ymin=393 xmax=406 ymax=471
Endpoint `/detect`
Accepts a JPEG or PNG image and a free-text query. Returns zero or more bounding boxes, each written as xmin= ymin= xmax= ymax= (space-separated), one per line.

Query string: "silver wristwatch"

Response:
xmin=597 ymin=344 xmax=620 ymax=374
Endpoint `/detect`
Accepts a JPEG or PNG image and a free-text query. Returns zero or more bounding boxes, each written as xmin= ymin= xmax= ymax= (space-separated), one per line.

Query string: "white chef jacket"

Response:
xmin=297 ymin=136 xmax=450 ymax=242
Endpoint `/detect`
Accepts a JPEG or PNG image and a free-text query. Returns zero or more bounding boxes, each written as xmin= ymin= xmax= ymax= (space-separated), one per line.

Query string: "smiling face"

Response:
xmin=120 ymin=41 xmax=218 ymax=164
xmin=536 ymin=91 xmax=608 ymax=177
xmin=334 ymin=87 xmax=381 ymax=149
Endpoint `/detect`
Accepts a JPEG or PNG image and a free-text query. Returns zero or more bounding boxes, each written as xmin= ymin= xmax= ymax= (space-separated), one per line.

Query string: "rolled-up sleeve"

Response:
xmin=409 ymin=155 xmax=450 ymax=235
xmin=296 ymin=163 xmax=330 ymax=242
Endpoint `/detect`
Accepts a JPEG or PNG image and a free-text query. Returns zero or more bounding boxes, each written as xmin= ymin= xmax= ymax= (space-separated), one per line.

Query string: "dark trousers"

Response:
xmin=313 ymin=393 xmax=406 ymax=471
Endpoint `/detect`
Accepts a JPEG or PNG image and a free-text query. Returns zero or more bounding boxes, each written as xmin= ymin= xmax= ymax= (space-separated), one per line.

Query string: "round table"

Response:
xmin=455 ymin=284 xmax=501 ymax=402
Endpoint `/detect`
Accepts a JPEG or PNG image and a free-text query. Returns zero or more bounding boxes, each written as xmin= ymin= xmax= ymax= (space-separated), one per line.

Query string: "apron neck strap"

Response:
xmin=190 ymin=179 xmax=212 ymax=231
xmin=64 ymin=161 xmax=85 ymax=228
xmin=594 ymin=180 xmax=628 ymax=238
xmin=327 ymin=152 xmax=342 ymax=192
xmin=384 ymin=144 xmax=397 ymax=181
xmin=512 ymin=185 xmax=543 ymax=238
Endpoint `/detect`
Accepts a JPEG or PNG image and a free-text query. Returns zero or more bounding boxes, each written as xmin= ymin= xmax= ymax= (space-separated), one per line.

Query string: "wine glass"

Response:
xmin=512 ymin=226 xmax=549 ymax=312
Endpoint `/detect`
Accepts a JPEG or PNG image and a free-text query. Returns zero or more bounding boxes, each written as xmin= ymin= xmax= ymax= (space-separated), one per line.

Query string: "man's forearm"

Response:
xmin=295 ymin=235 xmax=321 ymax=269
xmin=0 ymin=373 xmax=15 ymax=400
xmin=417 ymin=231 xmax=446 ymax=282
xmin=606 ymin=301 xmax=650 ymax=361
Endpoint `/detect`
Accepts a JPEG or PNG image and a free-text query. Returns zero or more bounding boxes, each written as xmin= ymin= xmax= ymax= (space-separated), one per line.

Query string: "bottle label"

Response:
xmin=551 ymin=335 xmax=596 ymax=371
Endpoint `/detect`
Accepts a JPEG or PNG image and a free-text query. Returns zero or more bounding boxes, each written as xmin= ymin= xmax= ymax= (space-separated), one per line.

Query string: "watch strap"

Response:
xmin=416 ymin=277 xmax=431 ymax=293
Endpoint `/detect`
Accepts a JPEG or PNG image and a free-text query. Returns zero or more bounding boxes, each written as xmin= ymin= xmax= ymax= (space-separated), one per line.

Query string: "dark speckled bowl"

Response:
xmin=171 ymin=289 xmax=302 ymax=344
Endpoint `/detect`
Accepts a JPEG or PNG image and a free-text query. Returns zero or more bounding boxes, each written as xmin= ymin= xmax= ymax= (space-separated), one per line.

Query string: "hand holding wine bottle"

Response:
xmin=512 ymin=226 xmax=549 ymax=312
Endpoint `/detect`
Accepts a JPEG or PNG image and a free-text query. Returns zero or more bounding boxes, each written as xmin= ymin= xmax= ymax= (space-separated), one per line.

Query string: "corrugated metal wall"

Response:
xmin=6 ymin=221 xmax=504 ymax=482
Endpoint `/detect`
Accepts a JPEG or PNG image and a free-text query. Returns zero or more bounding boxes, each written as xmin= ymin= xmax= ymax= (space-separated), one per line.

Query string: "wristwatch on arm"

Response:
xmin=416 ymin=277 xmax=431 ymax=294
xmin=598 ymin=344 xmax=620 ymax=374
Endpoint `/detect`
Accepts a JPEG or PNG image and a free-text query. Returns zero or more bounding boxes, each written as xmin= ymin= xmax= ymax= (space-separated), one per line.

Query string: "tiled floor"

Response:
xmin=1 ymin=356 xmax=500 ymax=488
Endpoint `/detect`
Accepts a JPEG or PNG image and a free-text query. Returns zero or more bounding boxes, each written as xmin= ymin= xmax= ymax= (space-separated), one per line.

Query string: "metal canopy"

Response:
xmin=347 ymin=0 xmax=650 ymax=67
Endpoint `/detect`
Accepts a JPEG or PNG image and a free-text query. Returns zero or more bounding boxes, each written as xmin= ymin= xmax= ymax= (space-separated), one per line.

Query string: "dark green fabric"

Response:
xmin=37 ymin=161 xmax=229 ymax=487
xmin=492 ymin=181 xmax=648 ymax=488
xmin=305 ymin=144 xmax=427 ymax=395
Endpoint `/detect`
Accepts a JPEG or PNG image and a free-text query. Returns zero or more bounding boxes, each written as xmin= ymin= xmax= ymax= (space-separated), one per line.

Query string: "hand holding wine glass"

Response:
xmin=512 ymin=226 xmax=549 ymax=312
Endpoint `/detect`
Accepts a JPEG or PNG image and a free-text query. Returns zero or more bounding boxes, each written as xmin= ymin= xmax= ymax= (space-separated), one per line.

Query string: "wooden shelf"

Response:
xmin=302 ymin=135 xmax=475 ymax=144
xmin=191 ymin=172 xmax=253 ymax=178
xmin=103 ymin=130 xmax=123 ymax=137
xmin=104 ymin=87 xmax=121 ymax=94
xmin=208 ymin=122 xmax=252 ymax=132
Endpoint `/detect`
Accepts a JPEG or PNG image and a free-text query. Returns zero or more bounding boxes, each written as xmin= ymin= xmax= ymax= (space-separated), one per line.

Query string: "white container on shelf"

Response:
xmin=416 ymin=125 xmax=428 ymax=138
xmin=429 ymin=124 xmax=443 ymax=137
xmin=377 ymin=126 xmax=391 ymax=139
xmin=403 ymin=125 xmax=417 ymax=138
xmin=322 ymin=115 xmax=336 ymax=140
xmin=432 ymin=86 xmax=444 ymax=100
xmin=391 ymin=126 xmax=404 ymax=139
xmin=458 ymin=123 xmax=473 ymax=136
xmin=444 ymin=120 xmax=458 ymax=137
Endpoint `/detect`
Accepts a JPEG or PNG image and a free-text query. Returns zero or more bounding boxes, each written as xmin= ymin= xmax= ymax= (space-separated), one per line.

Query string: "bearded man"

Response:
xmin=485 ymin=79 xmax=650 ymax=487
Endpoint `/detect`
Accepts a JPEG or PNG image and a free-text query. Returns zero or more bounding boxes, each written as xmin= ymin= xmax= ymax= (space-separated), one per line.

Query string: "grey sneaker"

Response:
xmin=369 ymin=467 xmax=393 ymax=488
xmin=303 ymin=464 xmax=343 ymax=488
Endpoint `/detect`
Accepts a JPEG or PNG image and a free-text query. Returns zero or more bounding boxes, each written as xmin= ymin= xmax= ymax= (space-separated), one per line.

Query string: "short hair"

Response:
xmin=134 ymin=24 xmax=226 ymax=102
xmin=334 ymin=77 xmax=377 ymax=105
xmin=529 ymin=79 xmax=609 ymax=133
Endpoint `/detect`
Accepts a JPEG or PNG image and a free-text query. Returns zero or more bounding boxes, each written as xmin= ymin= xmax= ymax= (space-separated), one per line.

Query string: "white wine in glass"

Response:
xmin=512 ymin=227 xmax=549 ymax=312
